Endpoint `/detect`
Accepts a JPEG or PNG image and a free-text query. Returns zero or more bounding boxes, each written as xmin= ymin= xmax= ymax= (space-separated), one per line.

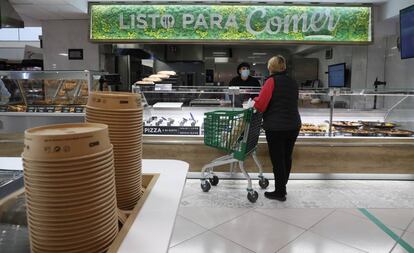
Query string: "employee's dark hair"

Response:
xmin=237 ymin=62 xmax=250 ymax=75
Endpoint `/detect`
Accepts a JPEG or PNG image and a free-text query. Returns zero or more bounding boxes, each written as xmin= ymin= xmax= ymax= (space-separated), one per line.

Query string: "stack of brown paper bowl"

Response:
xmin=85 ymin=91 xmax=143 ymax=210
xmin=21 ymin=123 xmax=118 ymax=253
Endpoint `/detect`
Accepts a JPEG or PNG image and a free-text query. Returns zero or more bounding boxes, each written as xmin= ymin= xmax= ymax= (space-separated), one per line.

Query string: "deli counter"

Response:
xmin=0 ymin=71 xmax=413 ymax=175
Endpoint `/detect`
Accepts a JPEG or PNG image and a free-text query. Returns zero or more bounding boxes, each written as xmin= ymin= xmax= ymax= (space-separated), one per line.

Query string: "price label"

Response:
xmin=45 ymin=106 xmax=56 ymax=113
xmin=61 ymin=106 xmax=71 ymax=113
xmin=144 ymin=126 xmax=199 ymax=135
xmin=36 ymin=106 xmax=46 ymax=112
xmin=26 ymin=106 xmax=36 ymax=112
xmin=74 ymin=107 xmax=84 ymax=113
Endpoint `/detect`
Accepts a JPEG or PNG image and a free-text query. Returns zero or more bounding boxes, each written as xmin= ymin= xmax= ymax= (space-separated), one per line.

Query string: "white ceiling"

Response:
xmin=10 ymin=0 xmax=390 ymax=26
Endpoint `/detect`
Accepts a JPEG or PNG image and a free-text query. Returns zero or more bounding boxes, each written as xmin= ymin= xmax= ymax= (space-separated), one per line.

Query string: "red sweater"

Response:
xmin=253 ymin=77 xmax=275 ymax=112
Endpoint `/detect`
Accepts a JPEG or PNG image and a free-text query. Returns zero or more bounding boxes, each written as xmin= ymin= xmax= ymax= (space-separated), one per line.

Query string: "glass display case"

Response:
xmin=0 ymin=71 xmax=105 ymax=113
xmin=136 ymin=86 xmax=414 ymax=138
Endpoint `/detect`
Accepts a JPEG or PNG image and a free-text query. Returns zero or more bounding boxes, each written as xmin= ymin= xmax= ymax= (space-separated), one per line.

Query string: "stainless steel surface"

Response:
xmin=0 ymin=113 xmax=83 ymax=133
xmin=0 ymin=70 xmax=104 ymax=81
xmin=0 ymin=0 xmax=24 ymax=28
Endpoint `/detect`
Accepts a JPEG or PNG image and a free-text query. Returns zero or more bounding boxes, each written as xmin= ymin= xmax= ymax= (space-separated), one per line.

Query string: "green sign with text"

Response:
xmin=89 ymin=4 xmax=372 ymax=43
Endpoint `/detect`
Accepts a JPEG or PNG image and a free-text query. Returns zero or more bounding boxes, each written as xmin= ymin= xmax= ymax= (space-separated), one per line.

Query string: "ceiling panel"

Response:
xmin=9 ymin=0 xmax=390 ymax=23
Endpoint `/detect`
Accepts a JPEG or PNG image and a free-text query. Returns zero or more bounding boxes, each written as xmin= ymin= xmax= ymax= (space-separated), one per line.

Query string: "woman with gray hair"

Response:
xmin=251 ymin=55 xmax=301 ymax=201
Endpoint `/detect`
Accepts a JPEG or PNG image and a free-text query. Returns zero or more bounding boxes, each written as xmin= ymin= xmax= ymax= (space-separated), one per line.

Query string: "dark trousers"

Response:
xmin=265 ymin=129 xmax=300 ymax=195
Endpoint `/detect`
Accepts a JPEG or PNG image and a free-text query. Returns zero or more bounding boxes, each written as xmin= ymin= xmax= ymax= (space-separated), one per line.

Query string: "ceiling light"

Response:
xmin=214 ymin=57 xmax=229 ymax=63
xmin=59 ymin=53 xmax=68 ymax=56
xmin=252 ymin=52 xmax=267 ymax=56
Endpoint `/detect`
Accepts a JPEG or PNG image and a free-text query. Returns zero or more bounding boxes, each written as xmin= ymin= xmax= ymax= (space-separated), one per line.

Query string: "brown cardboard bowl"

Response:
xmin=23 ymin=159 xmax=114 ymax=176
xmin=30 ymin=225 xmax=117 ymax=253
xmin=28 ymin=210 xmax=116 ymax=239
xmin=23 ymin=123 xmax=111 ymax=160
xmin=25 ymin=187 xmax=116 ymax=210
xmin=30 ymin=229 xmax=117 ymax=253
xmin=109 ymin=139 xmax=140 ymax=146
xmin=26 ymin=196 xmax=116 ymax=222
xmin=114 ymin=164 xmax=141 ymax=170
xmin=111 ymin=136 xmax=141 ymax=142
xmin=115 ymin=181 xmax=141 ymax=190
xmin=85 ymin=117 xmax=143 ymax=125
xmin=116 ymin=186 xmax=141 ymax=195
xmin=113 ymin=155 xmax=141 ymax=161
xmin=116 ymin=189 xmax=142 ymax=199
xmin=113 ymin=145 xmax=141 ymax=151
xmin=113 ymin=144 xmax=141 ymax=150
xmin=85 ymin=106 xmax=142 ymax=114
xmin=24 ymin=173 xmax=115 ymax=197
xmin=24 ymin=177 xmax=115 ymax=202
xmin=22 ymin=156 xmax=114 ymax=175
xmin=114 ymin=160 xmax=141 ymax=168
xmin=86 ymin=105 xmax=143 ymax=114
xmin=28 ymin=211 xmax=116 ymax=240
xmin=87 ymin=92 xmax=141 ymax=110
xmin=22 ymin=149 xmax=113 ymax=169
xmin=85 ymin=111 xmax=143 ymax=119
xmin=85 ymin=115 xmax=143 ymax=123
xmin=115 ymin=174 xmax=141 ymax=183
xmin=22 ymin=147 xmax=113 ymax=166
xmin=29 ymin=225 xmax=117 ymax=251
xmin=114 ymin=161 xmax=141 ymax=169
xmin=24 ymin=182 xmax=115 ymax=204
xmin=23 ymin=163 xmax=114 ymax=186
xmin=22 ymin=144 xmax=113 ymax=163
xmin=113 ymin=152 xmax=141 ymax=159
xmin=26 ymin=191 xmax=116 ymax=216
xmin=85 ymin=113 xmax=142 ymax=121
xmin=29 ymin=217 xmax=117 ymax=250
xmin=23 ymin=161 xmax=114 ymax=182
xmin=27 ymin=201 xmax=116 ymax=230
xmin=30 ymin=226 xmax=116 ymax=253
xmin=112 ymin=138 xmax=141 ymax=144
xmin=108 ymin=126 xmax=143 ymax=132
xmin=110 ymin=135 xmax=142 ymax=141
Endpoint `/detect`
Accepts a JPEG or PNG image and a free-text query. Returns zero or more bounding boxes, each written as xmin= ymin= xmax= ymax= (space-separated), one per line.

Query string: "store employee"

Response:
xmin=229 ymin=62 xmax=260 ymax=87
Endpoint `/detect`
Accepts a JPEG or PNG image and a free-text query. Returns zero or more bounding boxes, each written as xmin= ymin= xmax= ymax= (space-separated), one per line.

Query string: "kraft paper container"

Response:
xmin=28 ymin=205 xmax=116 ymax=235
xmin=29 ymin=221 xmax=117 ymax=252
xmin=85 ymin=110 xmax=143 ymax=117
xmin=24 ymin=177 xmax=114 ymax=201
xmin=22 ymin=147 xmax=113 ymax=165
xmin=23 ymin=123 xmax=118 ymax=253
xmin=85 ymin=116 xmax=142 ymax=124
xmin=23 ymin=162 xmax=114 ymax=183
xmin=85 ymin=92 xmax=143 ymax=211
xmin=85 ymin=106 xmax=143 ymax=114
xmin=22 ymin=157 xmax=113 ymax=175
xmin=87 ymin=91 xmax=141 ymax=110
xmin=22 ymin=123 xmax=111 ymax=160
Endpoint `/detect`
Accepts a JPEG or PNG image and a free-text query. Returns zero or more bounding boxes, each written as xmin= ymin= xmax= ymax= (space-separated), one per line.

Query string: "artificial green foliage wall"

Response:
xmin=90 ymin=4 xmax=372 ymax=43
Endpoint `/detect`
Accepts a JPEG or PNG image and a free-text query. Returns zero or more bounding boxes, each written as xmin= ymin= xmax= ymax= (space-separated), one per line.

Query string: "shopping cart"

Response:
xmin=200 ymin=108 xmax=269 ymax=203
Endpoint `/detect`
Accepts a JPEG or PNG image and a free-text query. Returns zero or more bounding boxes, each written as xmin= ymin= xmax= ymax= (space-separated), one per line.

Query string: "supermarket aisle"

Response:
xmin=168 ymin=179 xmax=414 ymax=253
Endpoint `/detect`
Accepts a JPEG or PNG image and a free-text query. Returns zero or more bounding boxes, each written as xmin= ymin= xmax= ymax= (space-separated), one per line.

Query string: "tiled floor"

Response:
xmin=169 ymin=179 xmax=414 ymax=253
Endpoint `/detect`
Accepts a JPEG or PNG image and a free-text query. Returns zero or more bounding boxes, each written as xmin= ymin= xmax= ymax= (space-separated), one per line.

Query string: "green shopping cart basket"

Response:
xmin=201 ymin=108 xmax=269 ymax=203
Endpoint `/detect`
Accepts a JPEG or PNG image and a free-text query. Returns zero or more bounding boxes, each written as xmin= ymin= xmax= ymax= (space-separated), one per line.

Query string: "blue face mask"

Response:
xmin=241 ymin=69 xmax=250 ymax=78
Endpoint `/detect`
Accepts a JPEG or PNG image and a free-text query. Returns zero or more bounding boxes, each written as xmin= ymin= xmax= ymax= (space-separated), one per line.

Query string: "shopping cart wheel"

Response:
xmin=247 ymin=191 xmax=259 ymax=203
xmin=259 ymin=178 xmax=269 ymax=189
xmin=209 ymin=175 xmax=219 ymax=186
xmin=201 ymin=180 xmax=211 ymax=192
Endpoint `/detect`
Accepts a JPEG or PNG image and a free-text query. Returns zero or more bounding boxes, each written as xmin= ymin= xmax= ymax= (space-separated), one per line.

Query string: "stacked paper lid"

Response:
xmin=22 ymin=123 xmax=118 ymax=253
xmin=85 ymin=91 xmax=143 ymax=210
